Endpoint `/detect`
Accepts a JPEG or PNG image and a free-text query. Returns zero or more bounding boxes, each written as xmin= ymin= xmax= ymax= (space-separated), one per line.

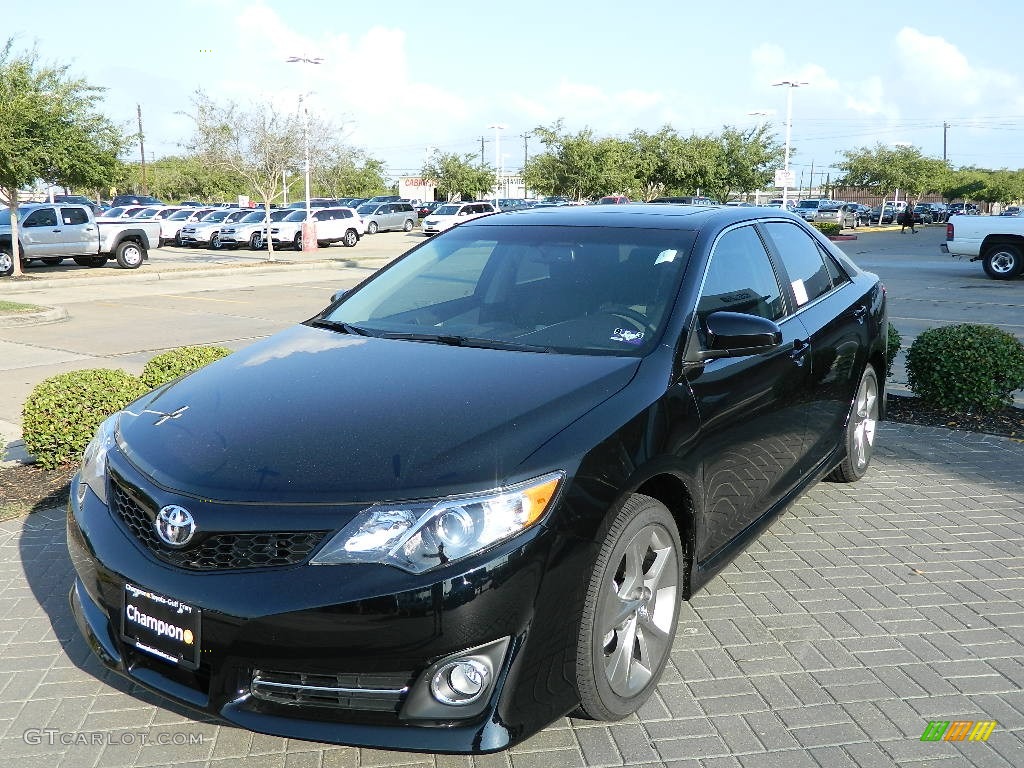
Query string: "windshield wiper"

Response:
xmin=308 ymin=319 xmax=373 ymax=336
xmin=377 ymin=331 xmax=553 ymax=352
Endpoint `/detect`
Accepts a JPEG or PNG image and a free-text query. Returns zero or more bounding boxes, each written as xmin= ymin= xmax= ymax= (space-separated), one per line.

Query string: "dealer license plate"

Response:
xmin=121 ymin=583 xmax=201 ymax=669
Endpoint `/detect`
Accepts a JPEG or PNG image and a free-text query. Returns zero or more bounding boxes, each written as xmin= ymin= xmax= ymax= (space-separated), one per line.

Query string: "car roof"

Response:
xmin=464 ymin=202 xmax=789 ymax=230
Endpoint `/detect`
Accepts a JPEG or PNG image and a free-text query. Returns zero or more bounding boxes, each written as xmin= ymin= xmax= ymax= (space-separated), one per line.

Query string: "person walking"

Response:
xmin=900 ymin=202 xmax=917 ymax=233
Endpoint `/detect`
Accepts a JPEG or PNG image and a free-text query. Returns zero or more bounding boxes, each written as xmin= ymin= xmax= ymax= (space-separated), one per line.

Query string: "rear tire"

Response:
xmin=0 ymin=246 xmax=12 ymax=277
xmin=367 ymin=221 xmax=378 ymax=234
xmin=826 ymin=365 xmax=879 ymax=483
xmin=982 ymin=244 xmax=1024 ymax=280
xmin=249 ymin=232 xmax=264 ymax=250
xmin=575 ymin=494 xmax=682 ymax=721
xmin=293 ymin=231 xmax=303 ymax=250
xmin=114 ymin=240 xmax=145 ymax=269
xmin=342 ymin=229 xmax=358 ymax=247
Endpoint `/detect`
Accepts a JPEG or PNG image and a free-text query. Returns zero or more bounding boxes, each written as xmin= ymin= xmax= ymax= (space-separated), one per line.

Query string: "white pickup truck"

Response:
xmin=941 ymin=214 xmax=1024 ymax=280
xmin=1 ymin=203 xmax=162 ymax=276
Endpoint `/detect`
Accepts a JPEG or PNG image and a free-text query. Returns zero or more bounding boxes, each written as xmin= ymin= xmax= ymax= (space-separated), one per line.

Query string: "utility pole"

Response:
xmin=137 ymin=104 xmax=148 ymax=195
xmin=480 ymin=136 xmax=486 ymax=166
xmin=943 ymin=122 xmax=950 ymax=162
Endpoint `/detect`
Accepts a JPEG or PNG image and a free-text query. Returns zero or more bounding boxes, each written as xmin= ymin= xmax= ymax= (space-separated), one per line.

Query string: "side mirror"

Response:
xmin=703 ymin=311 xmax=782 ymax=357
xmin=331 ymin=289 xmax=348 ymax=303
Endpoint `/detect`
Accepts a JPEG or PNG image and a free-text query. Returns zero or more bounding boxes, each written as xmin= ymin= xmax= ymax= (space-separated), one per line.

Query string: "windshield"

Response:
xmin=270 ymin=209 xmax=293 ymax=221
xmin=103 ymin=207 xmax=126 ymax=217
xmin=283 ymin=210 xmax=308 ymax=222
xmin=434 ymin=205 xmax=461 ymax=215
xmin=357 ymin=204 xmax=381 ymax=215
xmin=135 ymin=207 xmax=162 ymax=218
xmin=200 ymin=210 xmax=230 ymax=222
xmin=240 ymin=211 xmax=265 ymax=223
xmin=321 ymin=224 xmax=696 ymax=356
xmin=168 ymin=209 xmax=192 ymax=220
xmin=797 ymin=200 xmax=820 ymax=209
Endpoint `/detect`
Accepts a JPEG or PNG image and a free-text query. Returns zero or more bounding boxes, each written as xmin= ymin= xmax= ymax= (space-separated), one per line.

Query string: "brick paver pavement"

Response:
xmin=1 ymin=422 xmax=1021 ymax=767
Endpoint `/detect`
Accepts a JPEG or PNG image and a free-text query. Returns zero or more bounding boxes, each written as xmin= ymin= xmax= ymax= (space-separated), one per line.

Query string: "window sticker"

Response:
xmin=792 ymin=279 xmax=808 ymax=306
xmin=610 ymin=328 xmax=645 ymax=345
xmin=655 ymin=249 xmax=678 ymax=265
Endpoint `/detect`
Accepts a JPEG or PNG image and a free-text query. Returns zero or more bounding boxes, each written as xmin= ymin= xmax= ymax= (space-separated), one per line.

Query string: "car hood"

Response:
xmin=117 ymin=325 xmax=640 ymax=504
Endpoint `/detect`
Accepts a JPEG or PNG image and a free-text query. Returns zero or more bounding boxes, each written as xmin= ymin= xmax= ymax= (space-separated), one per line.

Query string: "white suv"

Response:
xmin=422 ymin=202 xmax=497 ymax=235
xmin=266 ymin=207 xmax=365 ymax=249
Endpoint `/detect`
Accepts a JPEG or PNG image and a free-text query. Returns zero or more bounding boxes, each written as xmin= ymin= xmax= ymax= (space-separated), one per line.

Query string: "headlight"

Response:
xmin=310 ymin=472 xmax=564 ymax=573
xmin=76 ymin=413 xmax=119 ymax=506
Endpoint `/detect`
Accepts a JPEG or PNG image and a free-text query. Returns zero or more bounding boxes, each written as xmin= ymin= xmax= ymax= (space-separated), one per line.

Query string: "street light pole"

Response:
xmin=772 ymin=80 xmax=807 ymax=208
xmin=287 ymin=55 xmax=323 ymax=250
xmin=488 ymin=124 xmax=506 ymax=203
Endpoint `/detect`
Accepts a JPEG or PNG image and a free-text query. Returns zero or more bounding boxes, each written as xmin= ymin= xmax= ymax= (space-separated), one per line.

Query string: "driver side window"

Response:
xmin=24 ymin=208 xmax=58 ymax=228
xmin=697 ymin=226 xmax=785 ymax=344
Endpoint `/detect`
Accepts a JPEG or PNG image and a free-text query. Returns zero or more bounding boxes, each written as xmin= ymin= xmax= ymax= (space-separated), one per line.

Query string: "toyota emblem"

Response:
xmin=155 ymin=505 xmax=196 ymax=548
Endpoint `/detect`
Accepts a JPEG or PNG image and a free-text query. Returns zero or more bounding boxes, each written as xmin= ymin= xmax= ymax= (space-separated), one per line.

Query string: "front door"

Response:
xmin=685 ymin=224 xmax=811 ymax=561
xmin=19 ymin=207 xmax=65 ymax=258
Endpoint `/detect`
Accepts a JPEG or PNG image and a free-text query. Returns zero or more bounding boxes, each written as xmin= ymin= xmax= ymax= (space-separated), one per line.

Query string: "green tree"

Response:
xmin=183 ymin=90 xmax=304 ymax=257
xmin=421 ymin=151 xmax=495 ymax=201
xmin=718 ymin=124 xmax=786 ymax=201
xmin=0 ymin=38 xmax=125 ymax=276
xmin=312 ymin=145 xmax=389 ymax=199
xmin=836 ymin=143 xmax=945 ymax=202
xmin=118 ymin=155 xmax=245 ymax=203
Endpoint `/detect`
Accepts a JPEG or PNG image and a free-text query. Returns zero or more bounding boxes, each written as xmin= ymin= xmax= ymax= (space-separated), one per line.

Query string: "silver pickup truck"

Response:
xmin=1 ymin=203 xmax=162 ymax=276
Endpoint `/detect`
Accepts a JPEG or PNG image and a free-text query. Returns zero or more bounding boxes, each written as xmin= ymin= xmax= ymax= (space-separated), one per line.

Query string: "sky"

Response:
xmin=7 ymin=1 xmax=1023 ymax=188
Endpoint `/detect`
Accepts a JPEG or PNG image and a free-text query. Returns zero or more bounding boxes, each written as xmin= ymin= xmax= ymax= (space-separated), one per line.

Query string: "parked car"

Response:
xmin=648 ymin=196 xmax=719 ymax=205
xmin=852 ymin=204 xmax=872 ymax=225
xmin=421 ymin=201 xmax=497 ymax=235
xmin=99 ymin=206 xmax=149 ymax=220
xmin=928 ymin=203 xmax=949 ymax=222
xmin=111 ymin=194 xmax=164 ymax=207
xmin=942 ymin=211 xmax=1024 ymax=279
xmin=416 ymin=201 xmax=443 ymax=219
xmin=813 ymin=202 xmax=859 ymax=229
xmin=286 ymin=198 xmax=344 ymax=210
xmin=869 ymin=205 xmax=898 ymax=225
xmin=365 ymin=194 xmax=402 ymax=204
xmin=794 ymin=199 xmax=830 ymax=221
xmin=912 ymin=204 xmax=934 ymax=224
xmin=67 ymin=204 xmax=886 ymax=752
xmin=178 ymin=209 xmax=238 ymax=248
xmin=999 ymin=205 xmax=1021 ymax=217
xmin=218 ymin=208 xmax=292 ymax=250
xmin=598 ymin=195 xmax=630 ymax=204
xmin=355 ymin=201 xmax=417 ymax=234
xmin=947 ymin=203 xmax=980 ymax=216
xmin=159 ymin=208 xmax=220 ymax=247
xmin=265 ymin=207 xmax=365 ymax=249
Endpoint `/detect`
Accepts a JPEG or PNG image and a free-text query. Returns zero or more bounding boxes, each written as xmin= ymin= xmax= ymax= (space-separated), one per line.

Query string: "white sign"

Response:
xmin=774 ymin=169 xmax=795 ymax=188
xmin=238 ymin=195 xmax=250 ymax=208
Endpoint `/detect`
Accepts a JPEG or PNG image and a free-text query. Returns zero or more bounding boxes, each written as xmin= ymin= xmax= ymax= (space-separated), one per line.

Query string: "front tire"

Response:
xmin=826 ymin=365 xmax=879 ymax=483
xmin=367 ymin=221 xmax=378 ymax=235
xmin=403 ymin=218 xmax=414 ymax=232
xmin=342 ymin=229 xmax=358 ymax=247
xmin=210 ymin=233 xmax=222 ymax=250
xmin=249 ymin=232 xmax=264 ymax=250
xmin=982 ymin=244 xmax=1024 ymax=280
xmin=575 ymin=494 xmax=682 ymax=721
xmin=293 ymin=231 xmax=303 ymax=250
xmin=0 ymin=246 xmax=12 ymax=277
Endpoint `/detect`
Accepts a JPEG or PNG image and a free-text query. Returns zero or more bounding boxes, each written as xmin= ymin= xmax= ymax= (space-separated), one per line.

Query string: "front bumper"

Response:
xmin=66 ymin=459 xmax=589 ymax=753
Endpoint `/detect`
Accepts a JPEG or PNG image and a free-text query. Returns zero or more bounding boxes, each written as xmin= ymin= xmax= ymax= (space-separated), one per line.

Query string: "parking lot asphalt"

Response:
xmin=0 ymin=422 xmax=1022 ymax=766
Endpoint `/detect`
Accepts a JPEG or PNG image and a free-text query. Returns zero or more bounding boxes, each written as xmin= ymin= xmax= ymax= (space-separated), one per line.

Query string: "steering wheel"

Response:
xmin=602 ymin=305 xmax=655 ymax=334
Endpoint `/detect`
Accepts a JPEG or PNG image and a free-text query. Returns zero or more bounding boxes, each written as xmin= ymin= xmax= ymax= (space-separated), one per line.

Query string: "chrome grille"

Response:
xmin=251 ymin=670 xmax=412 ymax=711
xmin=110 ymin=481 xmax=326 ymax=571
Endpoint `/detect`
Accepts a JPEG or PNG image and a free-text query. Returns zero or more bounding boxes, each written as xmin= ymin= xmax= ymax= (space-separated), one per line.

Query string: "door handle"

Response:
xmin=850 ymin=305 xmax=868 ymax=323
xmin=790 ymin=339 xmax=810 ymax=365
xmin=52 ymin=229 xmax=61 ymax=233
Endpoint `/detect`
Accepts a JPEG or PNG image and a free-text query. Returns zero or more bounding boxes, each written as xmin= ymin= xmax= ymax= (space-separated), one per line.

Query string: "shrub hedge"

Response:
xmin=906 ymin=323 xmax=1024 ymax=413
xmin=21 ymin=369 xmax=148 ymax=469
xmin=141 ymin=345 xmax=233 ymax=389
xmin=886 ymin=324 xmax=902 ymax=379
xmin=810 ymin=222 xmax=841 ymax=236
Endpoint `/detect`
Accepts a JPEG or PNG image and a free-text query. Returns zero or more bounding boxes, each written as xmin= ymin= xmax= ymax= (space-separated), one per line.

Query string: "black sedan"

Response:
xmin=68 ymin=205 xmax=886 ymax=753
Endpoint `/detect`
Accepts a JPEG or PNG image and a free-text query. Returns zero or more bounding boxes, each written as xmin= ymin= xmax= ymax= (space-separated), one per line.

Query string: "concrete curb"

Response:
xmin=0 ymin=305 xmax=68 ymax=326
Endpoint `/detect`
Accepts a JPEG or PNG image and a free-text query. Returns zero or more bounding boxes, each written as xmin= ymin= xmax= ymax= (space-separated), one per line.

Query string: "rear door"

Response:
xmin=759 ymin=221 xmax=869 ymax=471
xmin=59 ymin=206 xmax=98 ymax=255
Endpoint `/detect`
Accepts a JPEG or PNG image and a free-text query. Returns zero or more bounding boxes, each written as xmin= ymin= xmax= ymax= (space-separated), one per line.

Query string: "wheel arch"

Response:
xmin=629 ymin=472 xmax=697 ymax=599
xmin=980 ymin=234 xmax=1024 ymax=254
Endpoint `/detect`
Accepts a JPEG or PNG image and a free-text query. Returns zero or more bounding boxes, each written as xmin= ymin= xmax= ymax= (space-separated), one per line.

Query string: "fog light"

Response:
xmin=431 ymin=659 xmax=490 ymax=705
